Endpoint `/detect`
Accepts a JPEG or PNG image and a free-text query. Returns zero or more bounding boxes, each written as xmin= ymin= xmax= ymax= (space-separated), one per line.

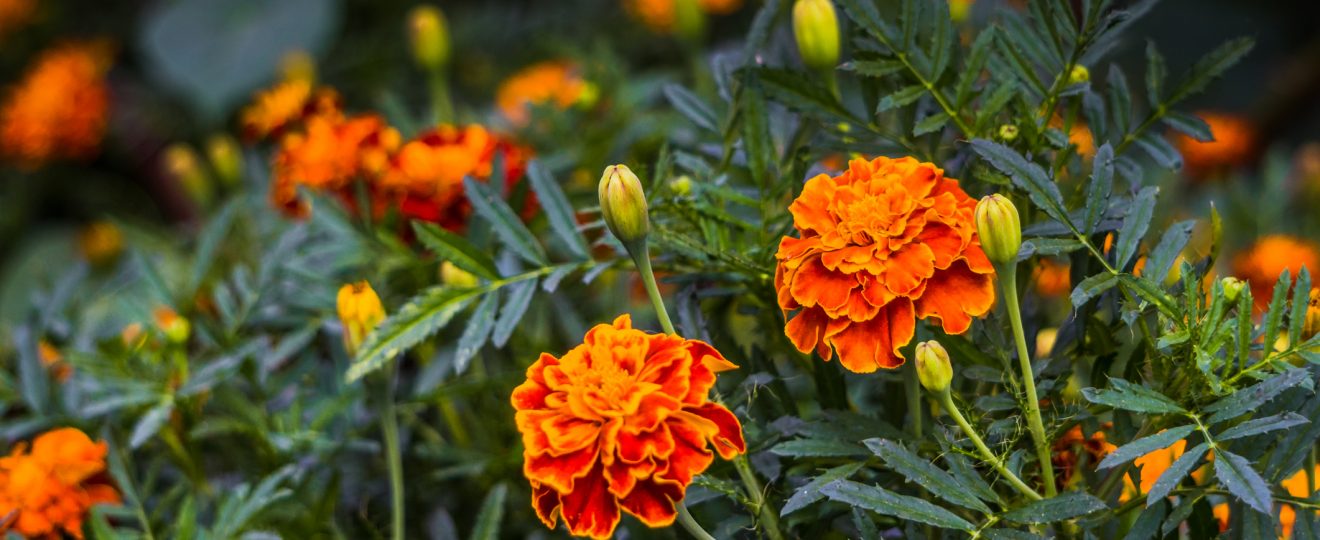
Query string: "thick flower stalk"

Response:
xmin=774 ymin=156 xmax=996 ymax=373
xmin=511 ymin=314 xmax=746 ymax=539
xmin=0 ymin=428 xmax=120 ymax=539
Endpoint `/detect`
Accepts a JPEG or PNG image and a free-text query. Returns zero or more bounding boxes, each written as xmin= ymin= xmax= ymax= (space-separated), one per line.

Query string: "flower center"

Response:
xmin=837 ymin=191 xmax=912 ymax=243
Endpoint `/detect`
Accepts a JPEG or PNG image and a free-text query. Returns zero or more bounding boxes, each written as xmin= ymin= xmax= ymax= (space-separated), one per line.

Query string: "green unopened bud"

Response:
xmin=674 ymin=0 xmax=706 ymax=42
xmin=207 ymin=134 xmax=242 ymax=188
xmin=599 ymin=164 xmax=650 ymax=246
xmin=998 ymin=124 xmax=1019 ymax=142
xmin=793 ymin=0 xmax=840 ymax=73
xmin=669 ymin=175 xmax=693 ymax=197
xmin=974 ymin=194 xmax=1022 ymax=266
xmin=1304 ymin=288 xmax=1320 ymax=341
xmin=440 ymin=261 xmax=479 ymax=288
xmin=1221 ymin=277 xmax=1245 ymax=303
xmin=408 ymin=5 xmax=450 ymax=71
xmin=1068 ymin=65 xmax=1090 ymax=85
xmin=163 ymin=143 xmax=212 ymax=208
xmin=915 ymin=341 xmax=953 ymax=393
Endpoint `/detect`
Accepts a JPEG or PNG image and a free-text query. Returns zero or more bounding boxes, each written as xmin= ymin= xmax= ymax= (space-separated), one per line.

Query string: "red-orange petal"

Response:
xmin=829 ymin=299 xmax=915 ymax=372
xmin=558 ymin=463 xmax=622 ymax=540
xmin=686 ymin=402 xmax=747 ymax=460
xmin=914 ymin=260 xmax=995 ymax=334
xmin=619 ymin=478 xmax=683 ymax=527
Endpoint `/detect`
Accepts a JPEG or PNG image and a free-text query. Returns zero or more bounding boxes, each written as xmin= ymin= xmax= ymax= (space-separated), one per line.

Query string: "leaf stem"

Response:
xmin=676 ymin=504 xmax=717 ymax=540
xmin=937 ymin=390 xmax=1043 ymax=501
xmin=381 ymin=359 xmax=405 ymax=540
xmin=633 ymin=245 xmax=677 ymax=335
xmin=997 ymin=263 xmax=1058 ymax=497
xmin=427 ymin=69 xmax=453 ymax=125
xmin=733 ymin=452 xmax=787 ymax=540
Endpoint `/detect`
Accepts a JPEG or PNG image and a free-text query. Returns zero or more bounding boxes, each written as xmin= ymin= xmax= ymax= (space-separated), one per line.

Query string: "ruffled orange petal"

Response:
xmin=685 ymin=403 xmax=747 ymax=460
xmin=829 ymin=299 xmax=915 ymax=372
xmin=558 ymin=463 xmax=621 ymax=540
xmin=619 ymin=478 xmax=683 ymax=527
xmin=914 ymin=260 xmax=996 ymax=334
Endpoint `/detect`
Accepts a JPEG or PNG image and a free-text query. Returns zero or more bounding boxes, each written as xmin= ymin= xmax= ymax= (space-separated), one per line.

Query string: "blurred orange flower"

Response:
xmin=775 ymin=156 xmax=995 ymax=373
xmin=36 ymin=340 xmax=70 ymax=382
xmin=270 ymin=111 xmax=400 ymax=217
xmin=496 ymin=61 xmax=587 ymax=125
xmin=624 ymin=0 xmax=742 ymax=32
xmin=1051 ymin=424 xmax=1115 ymax=489
xmin=378 ymin=124 xmax=530 ymax=230
xmin=1233 ymin=235 xmax=1320 ymax=313
xmin=0 ymin=43 xmax=111 ymax=168
xmin=0 ymin=0 xmax=34 ymax=38
xmin=0 ymin=427 xmax=119 ymax=539
xmin=698 ymin=0 xmax=742 ymax=15
xmin=240 ymin=81 xmax=339 ymax=141
xmin=1069 ymin=123 xmax=1095 ymax=159
xmin=1034 ymin=259 xmax=1071 ymax=298
xmin=1174 ymin=112 xmax=1256 ymax=180
xmin=511 ymin=314 xmax=745 ymax=539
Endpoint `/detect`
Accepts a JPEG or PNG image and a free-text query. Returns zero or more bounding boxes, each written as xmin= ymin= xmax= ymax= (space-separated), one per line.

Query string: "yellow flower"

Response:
xmin=338 ymin=281 xmax=385 ymax=356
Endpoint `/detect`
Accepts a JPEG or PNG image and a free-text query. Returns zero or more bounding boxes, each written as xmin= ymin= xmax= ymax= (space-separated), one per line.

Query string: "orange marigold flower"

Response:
xmin=1051 ymin=424 xmax=1115 ymax=489
xmin=698 ymin=0 xmax=742 ymax=15
xmin=239 ymin=80 xmax=339 ymax=141
xmin=511 ymin=314 xmax=745 ymax=539
xmin=774 ymin=156 xmax=995 ymax=373
xmin=496 ymin=62 xmax=587 ymax=126
xmin=270 ymin=111 xmax=400 ymax=216
xmin=378 ymin=124 xmax=529 ymax=230
xmin=1174 ymin=111 xmax=1256 ymax=180
xmin=624 ymin=0 xmax=741 ymax=32
xmin=0 ymin=427 xmax=119 ymax=539
xmin=0 ymin=43 xmax=111 ymax=168
xmin=36 ymin=340 xmax=71 ymax=382
xmin=1034 ymin=259 xmax=1070 ymax=298
xmin=1232 ymin=234 xmax=1320 ymax=314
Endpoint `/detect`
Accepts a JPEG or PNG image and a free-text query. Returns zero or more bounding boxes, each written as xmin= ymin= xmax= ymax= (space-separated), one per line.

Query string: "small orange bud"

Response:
xmin=153 ymin=307 xmax=190 ymax=344
xmin=163 ymin=142 xmax=212 ymax=207
xmin=407 ymin=5 xmax=449 ymax=71
xmin=914 ymin=341 xmax=953 ymax=393
xmin=598 ymin=164 xmax=650 ymax=247
xmin=338 ymin=281 xmax=385 ymax=356
xmin=974 ymin=194 xmax=1022 ymax=266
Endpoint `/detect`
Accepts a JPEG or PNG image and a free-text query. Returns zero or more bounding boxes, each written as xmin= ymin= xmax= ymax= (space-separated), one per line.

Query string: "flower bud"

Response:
xmin=408 ymin=5 xmax=450 ymax=71
xmin=78 ymin=220 xmax=123 ymax=268
xmin=974 ymin=194 xmax=1022 ymax=266
xmin=598 ymin=164 xmax=650 ymax=246
xmin=674 ymin=0 xmax=706 ymax=41
xmin=1221 ymin=277 xmax=1245 ymax=303
xmin=669 ymin=175 xmax=693 ymax=197
xmin=998 ymin=124 xmax=1019 ymax=142
xmin=280 ymin=50 xmax=316 ymax=84
xmin=163 ymin=143 xmax=212 ymax=208
xmin=1035 ymin=327 xmax=1058 ymax=358
xmin=1304 ymin=288 xmax=1320 ymax=341
xmin=338 ymin=281 xmax=386 ymax=356
xmin=914 ymin=341 xmax=953 ymax=393
xmin=440 ymin=261 xmax=479 ymax=288
xmin=793 ymin=0 xmax=840 ymax=73
xmin=949 ymin=0 xmax=973 ymax=23
xmin=121 ymin=323 xmax=146 ymax=349
xmin=153 ymin=307 xmax=190 ymax=345
xmin=1067 ymin=65 xmax=1090 ymax=85
xmin=207 ymin=134 xmax=242 ymax=188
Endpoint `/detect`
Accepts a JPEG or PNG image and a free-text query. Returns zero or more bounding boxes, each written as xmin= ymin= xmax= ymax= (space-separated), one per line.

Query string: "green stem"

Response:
xmin=938 ymin=391 xmax=1043 ymax=501
xmin=1309 ymin=445 xmax=1317 ymax=496
xmin=633 ymin=244 xmax=677 ymax=336
xmin=997 ymin=263 xmax=1057 ymax=497
xmin=676 ymin=504 xmax=716 ymax=540
xmin=382 ymin=360 xmax=405 ymax=540
xmin=427 ymin=69 xmax=453 ymax=125
xmin=905 ymin=360 xmax=924 ymax=439
xmin=733 ymin=452 xmax=787 ymax=540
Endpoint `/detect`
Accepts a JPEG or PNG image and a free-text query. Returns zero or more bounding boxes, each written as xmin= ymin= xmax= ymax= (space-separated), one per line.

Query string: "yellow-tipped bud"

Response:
xmin=78 ymin=220 xmax=123 ymax=268
xmin=949 ymin=0 xmax=973 ymax=23
xmin=974 ymin=194 xmax=1022 ymax=266
xmin=153 ymin=307 xmax=190 ymax=345
xmin=280 ymin=50 xmax=316 ymax=84
xmin=1221 ymin=277 xmax=1245 ymax=304
xmin=440 ymin=261 xmax=479 ymax=288
xmin=338 ymin=281 xmax=386 ymax=357
xmin=121 ymin=323 xmax=146 ymax=349
xmin=206 ymin=134 xmax=242 ymax=188
xmin=163 ymin=143 xmax=212 ymax=207
xmin=674 ymin=0 xmax=706 ymax=41
xmin=408 ymin=5 xmax=450 ymax=71
xmin=914 ymin=341 xmax=953 ymax=393
xmin=1068 ymin=65 xmax=1090 ymax=85
xmin=793 ymin=0 xmax=840 ymax=73
xmin=1304 ymin=288 xmax=1320 ymax=341
xmin=598 ymin=164 xmax=650 ymax=246
xmin=998 ymin=124 xmax=1019 ymax=142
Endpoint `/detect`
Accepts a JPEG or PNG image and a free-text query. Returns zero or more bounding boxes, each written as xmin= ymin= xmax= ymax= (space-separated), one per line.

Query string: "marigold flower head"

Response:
xmin=0 ymin=43 xmax=111 ymax=168
xmin=496 ymin=62 xmax=587 ymax=126
xmin=1034 ymin=259 xmax=1070 ymax=298
xmin=377 ymin=124 xmax=529 ymax=230
xmin=1051 ymin=424 xmax=1115 ymax=489
xmin=775 ymin=156 xmax=995 ymax=372
xmin=1174 ymin=111 xmax=1256 ymax=180
xmin=0 ymin=427 xmax=119 ymax=539
xmin=270 ymin=111 xmax=400 ymax=216
xmin=1232 ymin=234 xmax=1320 ymax=313
xmin=239 ymin=80 xmax=339 ymax=141
xmin=337 ymin=281 xmax=385 ymax=356
xmin=511 ymin=314 xmax=745 ymax=539
xmin=624 ymin=0 xmax=740 ymax=33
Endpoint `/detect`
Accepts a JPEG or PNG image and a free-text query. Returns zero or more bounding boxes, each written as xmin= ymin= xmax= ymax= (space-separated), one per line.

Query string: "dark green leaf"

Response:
xmin=1134 ymin=132 xmax=1182 ymax=169
xmin=1107 ymin=67 xmax=1132 ymax=136
xmin=780 ymin=463 xmax=865 ymax=516
xmin=851 ymin=507 xmax=880 ymax=539
xmin=1146 ymin=442 xmax=1208 ymax=505
xmin=187 ymin=197 xmax=239 ymax=295
xmin=863 ymin=439 xmax=991 ymax=513
xmin=1122 ymin=499 xmax=1166 ymax=540
xmin=1263 ymin=269 xmax=1292 ymax=356
xmin=757 ymin=68 xmax=861 ymax=125
xmin=130 ymin=398 xmax=175 ymax=449
xmin=492 ymin=280 xmax=536 ymax=348
xmin=1019 ymin=238 xmax=1084 ymax=259
xmin=1167 ymin=37 xmax=1254 ymax=105
xmin=837 ymin=0 xmax=900 ymax=45
xmin=969 ymin=139 xmax=1069 ymax=226
xmin=663 ymin=83 xmax=718 ymax=132
xmin=913 ymin=112 xmax=951 ymax=136
xmin=956 ymin=28 xmax=997 ymax=105
xmin=526 ymin=161 xmax=589 ymax=259
xmin=1001 ymin=491 xmax=1108 ymax=523
xmin=1216 ymin=412 xmax=1309 ymax=441
xmin=1115 ymin=186 xmax=1159 ymax=269
xmin=347 ymin=286 xmax=481 ymax=382
xmin=1205 ymin=368 xmax=1310 ymax=425
xmin=1097 ymin=425 xmax=1196 ymax=470
xmin=1289 ymin=267 xmax=1312 ymax=349
xmin=412 ymin=222 xmax=501 ymax=281
xmin=1083 ymin=143 xmax=1114 ymax=235
xmin=877 ymin=85 xmax=926 ymax=112
xmin=1119 ymin=275 xmax=1183 ymax=321
xmin=850 ymin=59 xmax=904 ymax=78
xmin=1145 ymin=41 xmax=1166 ymax=104
xmin=1214 ymin=449 xmax=1272 ymax=514
xmin=468 ymin=483 xmax=507 ymax=540
xmin=1071 ymin=272 xmax=1118 ymax=309
xmin=769 ymin=438 xmax=868 ymax=458
xmin=821 ymin=480 xmax=976 ymax=531
xmin=1162 ymin=112 xmax=1212 ymax=142
xmin=454 ymin=292 xmax=498 ymax=374
xmin=464 ymin=177 xmax=548 ymax=265
xmin=742 ymin=82 xmax=773 ymax=187
xmin=1082 ymin=378 xmax=1184 ymax=414
xmin=1142 ymin=221 xmax=1196 ymax=286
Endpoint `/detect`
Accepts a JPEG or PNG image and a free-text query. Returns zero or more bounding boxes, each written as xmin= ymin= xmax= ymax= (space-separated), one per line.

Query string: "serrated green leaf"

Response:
xmin=187 ymin=197 xmax=239 ymax=296
xmin=1214 ymin=449 xmax=1272 ymax=514
xmin=756 ymin=67 xmax=861 ymax=125
xmin=347 ymin=286 xmax=481 ymax=382
xmin=1020 ymin=237 xmax=1084 ymax=259
xmin=1099 ymin=426 xmax=1196 ymax=470
xmin=1145 ymin=41 xmax=1166 ymax=104
xmin=878 ymin=84 xmax=926 ymax=112
xmin=1145 ymin=442 xmax=1208 ymax=505
xmin=742 ymin=81 xmax=773 ymax=188
xmin=130 ymin=398 xmax=174 ymax=449
xmin=1162 ymin=111 xmax=1212 ymax=142
xmin=851 ymin=506 xmax=880 ymax=539
xmin=1167 ymin=37 xmax=1254 ymax=105
xmin=863 ymin=438 xmax=991 ymax=513
xmin=956 ymin=28 xmax=997 ymax=106
xmin=769 ymin=438 xmax=868 ymax=458
xmin=1216 ymin=412 xmax=1308 ymax=441
xmin=1134 ymin=132 xmax=1182 ymax=169
xmin=464 ymin=177 xmax=547 ymax=265
xmin=969 ymin=139 xmax=1070 ymax=227
xmin=492 ymin=280 xmax=536 ymax=348
xmin=1263 ymin=269 xmax=1292 ymax=355
xmin=1002 ymin=491 xmax=1108 ymax=523
xmin=1288 ymin=267 xmax=1312 ymax=348
xmin=412 ymin=222 xmax=501 ymax=281
xmin=1107 ymin=67 xmax=1133 ymax=136
xmin=1206 ymin=368 xmax=1310 ymax=425
xmin=526 ymin=161 xmax=589 ymax=259
xmin=1071 ymin=272 xmax=1118 ymax=309
xmin=913 ymin=112 xmax=950 ymax=136
xmin=1143 ymin=221 xmax=1196 ymax=286
xmin=454 ymin=292 xmax=498 ymax=374
xmin=1084 ymin=143 xmax=1114 ymax=235
xmin=1119 ymin=275 xmax=1183 ymax=321
xmin=1122 ymin=499 xmax=1167 ymax=540
xmin=850 ymin=59 xmax=904 ymax=78
xmin=1082 ymin=378 xmax=1184 ymax=414
xmin=663 ymin=83 xmax=718 ymax=132
xmin=468 ymin=483 xmax=507 ymax=540
xmin=837 ymin=0 xmax=900 ymax=46
xmin=1116 ymin=186 xmax=1158 ymax=269
xmin=821 ymin=480 xmax=976 ymax=531
xmin=780 ymin=463 xmax=865 ymax=516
